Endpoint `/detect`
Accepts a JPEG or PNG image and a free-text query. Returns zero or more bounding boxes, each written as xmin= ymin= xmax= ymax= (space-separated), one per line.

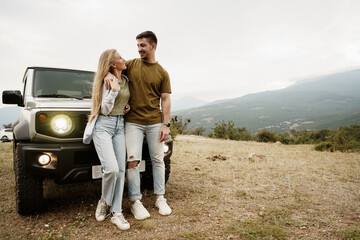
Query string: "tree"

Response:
xmin=170 ymin=116 xmax=191 ymax=140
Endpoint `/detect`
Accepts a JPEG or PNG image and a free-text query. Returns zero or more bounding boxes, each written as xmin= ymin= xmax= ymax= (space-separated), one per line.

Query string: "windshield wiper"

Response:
xmin=37 ymin=94 xmax=84 ymax=100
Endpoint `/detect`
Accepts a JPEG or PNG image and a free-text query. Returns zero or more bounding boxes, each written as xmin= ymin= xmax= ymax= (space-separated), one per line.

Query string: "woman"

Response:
xmin=84 ymin=49 xmax=130 ymax=230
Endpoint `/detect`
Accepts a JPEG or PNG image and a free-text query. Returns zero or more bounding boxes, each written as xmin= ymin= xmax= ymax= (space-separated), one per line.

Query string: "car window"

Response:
xmin=33 ymin=70 xmax=94 ymax=98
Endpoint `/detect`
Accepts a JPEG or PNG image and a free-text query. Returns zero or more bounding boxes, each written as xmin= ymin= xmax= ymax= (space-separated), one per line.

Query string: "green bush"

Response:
xmin=211 ymin=120 xmax=252 ymax=141
xmin=170 ymin=115 xmax=191 ymax=140
xmin=330 ymin=125 xmax=360 ymax=152
xmin=314 ymin=142 xmax=334 ymax=152
xmin=256 ymin=129 xmax=278 ymax=143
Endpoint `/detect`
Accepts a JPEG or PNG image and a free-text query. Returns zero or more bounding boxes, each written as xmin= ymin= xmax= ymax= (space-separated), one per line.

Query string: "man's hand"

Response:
xmin=159 ymin=125 xmax=170 ymax=142
xmin=124 ymin=104 xmax=130 ymax=114
xmin=104 ymin=72 xmax=114 ymax=90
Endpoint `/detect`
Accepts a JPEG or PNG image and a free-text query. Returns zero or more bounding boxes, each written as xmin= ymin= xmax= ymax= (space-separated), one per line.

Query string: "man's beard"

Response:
xmin=139 ymin=51 xmax=147 ymax=60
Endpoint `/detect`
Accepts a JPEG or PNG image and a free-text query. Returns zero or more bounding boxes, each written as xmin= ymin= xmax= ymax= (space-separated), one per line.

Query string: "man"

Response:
xmin=106 ymin=31 xmax=172 ymax=220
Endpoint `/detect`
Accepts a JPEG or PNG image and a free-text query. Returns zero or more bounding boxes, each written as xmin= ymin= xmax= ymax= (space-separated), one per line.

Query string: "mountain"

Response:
xmin=171 ymin=96 xmax=208 ymax=112
xmin=0 ymin=106 xmax=19 ymax=128
xmin=174 ymin=69 xmax=360 ymax=133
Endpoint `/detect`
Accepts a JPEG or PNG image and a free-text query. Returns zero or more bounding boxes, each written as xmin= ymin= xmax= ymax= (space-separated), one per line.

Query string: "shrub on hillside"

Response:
xmin=313 ymin=125 xmax=360 ymax=152
xmin=314 ymin=142 xmax=334 ymax=152
xmin=211 ymin=120 xmax=252 ymax=141
xmin=256 ymin=129 xmax=278 ymax=143
xmin=170 ymin=115 xmax=191 ymax=140
xmin=330 ymin=125 xmax=360 ymax=152
xmin=278 ymin=129 xmax=334 ymax=145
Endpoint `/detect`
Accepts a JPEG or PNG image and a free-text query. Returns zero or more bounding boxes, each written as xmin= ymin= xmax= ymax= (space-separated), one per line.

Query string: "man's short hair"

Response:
xmin=136 ymin=31 xmax=158 ymax=45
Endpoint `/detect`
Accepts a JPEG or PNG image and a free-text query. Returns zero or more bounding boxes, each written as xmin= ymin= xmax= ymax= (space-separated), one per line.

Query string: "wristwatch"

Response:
xmin=162 ymin=122 xmax=171 ymax=127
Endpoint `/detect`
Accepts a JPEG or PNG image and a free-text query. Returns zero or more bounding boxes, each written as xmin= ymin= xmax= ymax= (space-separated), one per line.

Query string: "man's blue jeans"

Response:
xmin=125 ymin=122 xmax=165 ymax=201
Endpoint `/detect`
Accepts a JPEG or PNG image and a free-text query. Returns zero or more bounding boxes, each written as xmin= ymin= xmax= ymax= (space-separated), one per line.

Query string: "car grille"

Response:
xmin=74 ymin=150 xmax=100 ymax=165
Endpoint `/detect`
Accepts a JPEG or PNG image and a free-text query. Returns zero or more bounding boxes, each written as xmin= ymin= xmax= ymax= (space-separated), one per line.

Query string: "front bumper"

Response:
xmin=17 ymin=142 xmax=100 ymax=184
xmin=16 ymin=137 xmax=173 ymax=184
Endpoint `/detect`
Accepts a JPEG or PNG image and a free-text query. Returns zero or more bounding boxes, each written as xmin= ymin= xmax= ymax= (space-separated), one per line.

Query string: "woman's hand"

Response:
xmin=104 ymin=72 xmax=114 ymax=90
xmin=109 ymin=76 xmax=120 ymax=92
xmin=124 ymin=104 xmax=130 ymax=114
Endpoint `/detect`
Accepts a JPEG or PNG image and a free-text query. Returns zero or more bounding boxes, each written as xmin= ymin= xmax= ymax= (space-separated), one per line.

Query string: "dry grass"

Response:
xmin=0 ymin=135 xmax=360 ymax=239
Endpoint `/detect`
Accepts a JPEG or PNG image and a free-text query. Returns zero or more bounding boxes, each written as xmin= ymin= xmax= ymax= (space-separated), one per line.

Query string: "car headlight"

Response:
xmin=38 ymin=154 xmax=51 ymax=166
xmin=50 ymin=114 xmax=73 ymax=135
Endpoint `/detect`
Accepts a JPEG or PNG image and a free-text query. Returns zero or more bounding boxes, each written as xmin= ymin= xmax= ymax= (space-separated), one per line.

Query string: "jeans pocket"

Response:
xmin=95 ymin=116 xmax=115 ymax=133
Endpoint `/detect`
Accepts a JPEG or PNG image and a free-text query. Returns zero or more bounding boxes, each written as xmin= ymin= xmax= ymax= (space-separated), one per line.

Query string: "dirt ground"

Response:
xmin=0 ymin=135 xmax=359 ymax=240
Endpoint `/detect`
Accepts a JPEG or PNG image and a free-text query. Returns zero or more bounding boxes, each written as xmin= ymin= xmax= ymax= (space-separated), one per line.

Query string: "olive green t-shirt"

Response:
xmin=125 ymin=58 xmax=171 ymax=125
xmin=109 ymin=75 xmax=130 ymax=116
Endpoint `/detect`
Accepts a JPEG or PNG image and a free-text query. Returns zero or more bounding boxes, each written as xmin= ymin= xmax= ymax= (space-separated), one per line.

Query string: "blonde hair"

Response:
xmin=89 ymin=49 xmax=117 ymax=122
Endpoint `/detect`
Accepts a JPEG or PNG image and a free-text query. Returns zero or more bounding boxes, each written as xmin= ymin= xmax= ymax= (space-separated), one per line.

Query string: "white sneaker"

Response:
xmin=131 ymin=200 xmax=150 ymax=220
xmin=95 ymin=200 xmax=107 ymax=222
xmin=111 ymin=213 xmax=130 ymax=230
xmin=155 ymin=196 xmax=172 ymax=216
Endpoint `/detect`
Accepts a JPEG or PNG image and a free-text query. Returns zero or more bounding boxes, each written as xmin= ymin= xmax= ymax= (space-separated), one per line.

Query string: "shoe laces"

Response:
xmin=105 ymin=212 xmax=112 ymax=219
xmin=112 ymin=213 xmax=128 ymax=224
xmin=99 ymin=203 xmax=107 ymax=216
xmin=134 ymin=200 xmax=145 ymax=208
xmin=157 ymin=196 xmax=167 ymax=205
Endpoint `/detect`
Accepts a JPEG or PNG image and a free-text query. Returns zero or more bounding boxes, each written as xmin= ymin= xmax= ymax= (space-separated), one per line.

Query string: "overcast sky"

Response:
xmin=1 ymin=0 xmax=360 ymax=108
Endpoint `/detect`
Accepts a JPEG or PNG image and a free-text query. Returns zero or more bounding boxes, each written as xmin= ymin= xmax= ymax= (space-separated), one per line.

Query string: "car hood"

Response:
xmin=27 ymin=98 xmax=91 ymax=109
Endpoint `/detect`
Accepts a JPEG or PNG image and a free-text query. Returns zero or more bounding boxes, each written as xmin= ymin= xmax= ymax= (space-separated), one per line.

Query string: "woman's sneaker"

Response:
xmin=131 ymin=200 xmax=151 ymax=220
xmin=111 ymin=213 xmax=130 ymax=230
xmin=95 ymin=200 xmax=107 ymax=222
xmin=155 ymin=196 xmax=172 ymax=216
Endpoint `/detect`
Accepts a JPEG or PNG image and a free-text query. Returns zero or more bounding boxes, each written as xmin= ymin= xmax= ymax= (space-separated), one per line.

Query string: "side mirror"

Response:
xmin=2 ymin=90 xmax=23 ymax=106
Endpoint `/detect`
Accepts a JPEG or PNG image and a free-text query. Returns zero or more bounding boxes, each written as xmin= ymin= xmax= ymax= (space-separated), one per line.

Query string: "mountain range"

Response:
xmin=172 ymin=96 xmax=208 ymax=112
xmin=174 ymin=69 xmax=360 ymax=133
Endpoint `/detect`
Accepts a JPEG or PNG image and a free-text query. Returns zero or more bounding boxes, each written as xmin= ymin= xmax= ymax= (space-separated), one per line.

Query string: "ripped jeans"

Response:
xmin=125 ymin=122 xmax=165 ymax=202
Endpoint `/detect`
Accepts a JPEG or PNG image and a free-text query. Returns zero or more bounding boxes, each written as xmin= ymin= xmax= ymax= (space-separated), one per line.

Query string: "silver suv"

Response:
xmin=2 ymin=67 xmax=172 ymax=215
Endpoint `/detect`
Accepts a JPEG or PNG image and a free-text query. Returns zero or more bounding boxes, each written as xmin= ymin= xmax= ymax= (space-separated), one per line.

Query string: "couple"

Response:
xmin=83 ymin=31 xmax=172 ymax=231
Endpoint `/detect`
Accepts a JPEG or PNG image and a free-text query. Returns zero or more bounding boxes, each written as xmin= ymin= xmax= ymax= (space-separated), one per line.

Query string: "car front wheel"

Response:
xmin=14 ymin=144 xmax=44 ymax=215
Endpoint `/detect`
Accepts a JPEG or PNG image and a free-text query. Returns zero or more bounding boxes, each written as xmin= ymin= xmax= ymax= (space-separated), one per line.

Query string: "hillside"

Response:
xmin=174 ymin=69 xmax=360 ymax=133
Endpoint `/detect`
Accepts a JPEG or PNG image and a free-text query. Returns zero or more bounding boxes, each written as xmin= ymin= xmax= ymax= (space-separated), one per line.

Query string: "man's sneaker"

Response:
xmin=131 ymin=200 xmax=150 ymax=220
xmin=95 ymin=200 xmax=107 ymax=222
xmin=111 ymin=213 xmax=130 ymax=230
xmin=155 ymin=196 xmax=172 ymax=216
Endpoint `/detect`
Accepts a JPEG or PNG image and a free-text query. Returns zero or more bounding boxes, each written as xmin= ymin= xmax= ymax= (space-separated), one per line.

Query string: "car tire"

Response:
xmin=14 ymin=144 xmax=44 ymax=215
xmin=140 ymin=157 xmax=171 ymax=190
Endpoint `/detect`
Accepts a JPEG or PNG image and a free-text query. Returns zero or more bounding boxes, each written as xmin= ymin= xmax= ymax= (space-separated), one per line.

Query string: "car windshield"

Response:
xmin=33 ymin=69 xmax=94 ymax=99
